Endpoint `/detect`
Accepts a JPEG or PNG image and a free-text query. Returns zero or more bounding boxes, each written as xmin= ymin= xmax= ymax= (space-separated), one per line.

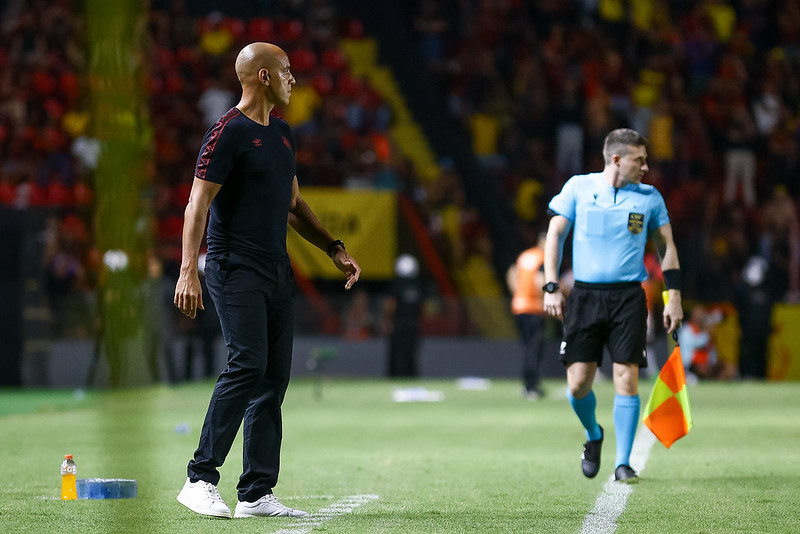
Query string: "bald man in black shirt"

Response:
xmin=175 ymin=42 xmax=360 ymax=520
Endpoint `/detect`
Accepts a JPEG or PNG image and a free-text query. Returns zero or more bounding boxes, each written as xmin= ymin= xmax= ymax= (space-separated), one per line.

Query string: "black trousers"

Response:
xmin=514 ymin=313 xmax=545 ymax=391
xmin=187 ymin=255 xmax=295 ymax=502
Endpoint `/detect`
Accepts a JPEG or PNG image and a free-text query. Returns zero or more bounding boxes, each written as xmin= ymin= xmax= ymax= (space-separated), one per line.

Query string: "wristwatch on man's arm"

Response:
xmin=327 ymin=239 xmax=345 ymax=258
xmin=542 ymin=281 xmax=560 ymax=294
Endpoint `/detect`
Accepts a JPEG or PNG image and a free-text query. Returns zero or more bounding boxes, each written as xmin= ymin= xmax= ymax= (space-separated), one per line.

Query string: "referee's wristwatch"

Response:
xmin=542 ymin=282 xmax=560 ymax=294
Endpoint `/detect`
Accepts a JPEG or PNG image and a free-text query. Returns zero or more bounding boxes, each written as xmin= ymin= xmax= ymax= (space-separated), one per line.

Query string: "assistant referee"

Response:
xmin=543 ymin=128 xmax=683 ymax=483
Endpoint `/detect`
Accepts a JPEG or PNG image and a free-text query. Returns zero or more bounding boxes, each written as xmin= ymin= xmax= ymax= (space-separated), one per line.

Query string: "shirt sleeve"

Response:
xmin=648 ymin=188 xmax=671 ymax=231
xmin=195 ymin=119 xmax=237 ymax=185
xmin=548 ymin=176 xmax=577 ymax=221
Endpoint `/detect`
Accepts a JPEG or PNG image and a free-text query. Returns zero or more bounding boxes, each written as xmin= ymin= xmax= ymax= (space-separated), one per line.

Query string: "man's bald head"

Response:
xmin=234 ymin=42 xmax=287 ymax=86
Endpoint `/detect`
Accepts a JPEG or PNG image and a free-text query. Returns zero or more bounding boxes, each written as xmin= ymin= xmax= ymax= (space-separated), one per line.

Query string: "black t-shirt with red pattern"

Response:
xmin=195 ymin=107 xmax=296 ymax=266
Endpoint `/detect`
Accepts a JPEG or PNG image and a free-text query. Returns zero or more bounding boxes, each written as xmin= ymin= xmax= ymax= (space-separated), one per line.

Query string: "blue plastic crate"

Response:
xmin=76 ymin=478 xmax=138 ymax=499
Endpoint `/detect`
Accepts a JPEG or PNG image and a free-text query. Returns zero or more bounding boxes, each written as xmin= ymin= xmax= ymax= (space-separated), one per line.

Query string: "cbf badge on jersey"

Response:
xmin=628 ymin=213 xmax=644 ymax=234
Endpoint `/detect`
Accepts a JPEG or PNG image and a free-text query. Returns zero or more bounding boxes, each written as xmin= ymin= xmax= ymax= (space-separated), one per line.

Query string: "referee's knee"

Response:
xmin=612 ymin=363 xmax=639 ymax=395
xmin=566 ymin=362 xmax=597 ymax=397
xmin=568 ymin=383 xmax=593 ymax=399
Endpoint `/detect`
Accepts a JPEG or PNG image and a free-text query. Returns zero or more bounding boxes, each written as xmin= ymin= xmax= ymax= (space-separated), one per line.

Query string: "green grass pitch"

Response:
xmin=1 ymin=377 xmax=798 ymax=533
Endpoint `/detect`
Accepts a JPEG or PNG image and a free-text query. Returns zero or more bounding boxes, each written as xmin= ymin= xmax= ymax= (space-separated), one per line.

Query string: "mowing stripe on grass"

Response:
xmin=271 ymin=494 xmax=379 ymax=534
xmin=579 ymin=427 xmax=657 ymax=534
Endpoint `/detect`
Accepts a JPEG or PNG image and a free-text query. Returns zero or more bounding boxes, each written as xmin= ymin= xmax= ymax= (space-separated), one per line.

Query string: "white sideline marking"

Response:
xmin=270 ymin=494 xmax=379 ymax=534
xmin=579 ymin=427 xmax=657 ymax=534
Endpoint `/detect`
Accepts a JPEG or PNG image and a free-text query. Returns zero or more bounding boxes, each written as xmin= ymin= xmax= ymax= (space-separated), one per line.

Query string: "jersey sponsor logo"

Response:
xmin=252 ymin=138 xmax=262 ymax=147
xmin=627 ymin=212 xmax=644 ymax=234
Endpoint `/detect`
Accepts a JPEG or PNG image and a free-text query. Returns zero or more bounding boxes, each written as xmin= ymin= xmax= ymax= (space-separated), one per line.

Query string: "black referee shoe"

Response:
xmin=581 ymin=426 xmax=603 ymax=478
xmin=614 ymin=464 xmax=639 ymax=484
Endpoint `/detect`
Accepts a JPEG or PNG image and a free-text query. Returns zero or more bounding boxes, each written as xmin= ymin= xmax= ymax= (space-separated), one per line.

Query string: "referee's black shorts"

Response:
xmin=559 ymin=281 xmax=648 ymax=367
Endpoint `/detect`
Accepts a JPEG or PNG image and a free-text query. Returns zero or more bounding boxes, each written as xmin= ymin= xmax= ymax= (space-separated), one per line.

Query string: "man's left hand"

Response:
xmin=332 ymin=250 xmax=361 ymax=290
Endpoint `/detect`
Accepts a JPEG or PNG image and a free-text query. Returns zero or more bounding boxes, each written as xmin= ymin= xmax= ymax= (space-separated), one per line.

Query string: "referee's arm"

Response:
xmin=650 ymin=223 xmax=683 ymax=333
xmin=543 ymin=215 xmax=572 ymax=320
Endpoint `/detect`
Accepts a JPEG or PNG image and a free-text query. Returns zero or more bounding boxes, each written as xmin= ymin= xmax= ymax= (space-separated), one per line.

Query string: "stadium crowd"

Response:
xmin=410 ymin=0 xmax=799 ymax=305
xmin=0 ymin=0 xmax=798 ymax=364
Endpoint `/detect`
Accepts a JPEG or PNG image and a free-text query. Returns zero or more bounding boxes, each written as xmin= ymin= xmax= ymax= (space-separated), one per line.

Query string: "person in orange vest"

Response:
xmin=680 ymin=304 xmax=733 ymax=380
xmin=507 ymin=232 xmax=549 ymax=399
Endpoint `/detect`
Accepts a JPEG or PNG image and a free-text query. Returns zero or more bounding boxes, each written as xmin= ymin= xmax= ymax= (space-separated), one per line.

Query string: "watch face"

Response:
xmin=544 ymin=282 xmax=559 ymax=293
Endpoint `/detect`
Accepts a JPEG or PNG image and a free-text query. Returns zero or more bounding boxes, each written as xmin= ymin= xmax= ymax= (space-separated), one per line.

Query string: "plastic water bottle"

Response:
xmin=60 ymin=455 xmax=77 ymax=500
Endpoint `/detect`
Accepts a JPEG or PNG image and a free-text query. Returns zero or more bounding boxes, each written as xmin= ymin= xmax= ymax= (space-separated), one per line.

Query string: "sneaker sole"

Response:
xmin=177 ymin=494 xmax=232 ymax=519
xmin=233 ymin=512 xmax=259 ymax=518
xmin=233 ymin=510 xmax=277 ymax=518
xmin=615 ymin=477 xmax=639 ymax=485
xmin=234 ymin=510 xmax=307 ymax=518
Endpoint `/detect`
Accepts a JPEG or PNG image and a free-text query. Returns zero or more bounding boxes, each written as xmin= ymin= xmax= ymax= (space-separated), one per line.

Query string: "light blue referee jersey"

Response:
xmin=548 ymin=172 xmax=670 ymax=283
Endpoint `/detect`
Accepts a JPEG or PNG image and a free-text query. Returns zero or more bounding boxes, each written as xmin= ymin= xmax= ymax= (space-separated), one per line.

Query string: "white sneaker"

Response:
xmin=176 ymin=478 xmax=232 ymax=519
xmin=234 ymin=494 xmax=309 ymax=518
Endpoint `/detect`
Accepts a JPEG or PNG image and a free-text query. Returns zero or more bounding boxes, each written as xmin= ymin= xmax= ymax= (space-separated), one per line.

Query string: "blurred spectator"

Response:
xmin=470 ymin=101 xmax=504 ymax=169
xmin=305 ymin=0 xmax=339 ymax=47
xmin=143 ymin=250 xmax=175 ymax=383
xmin=736 ymin=256 xmax=777 ymax=380
xmin=459 ymin=205 xmax=493 ymax=264
xmin=722 ymin=104 xmax=758 ymax=208
xmin=765 ymin=114 xmax=798 ymax=198
xmin=71 ymin=134 xmax=101 ymax=172
xmin=759 ymin=185 xmax=800 ymax=301
xmin=751 ymin=81 xmax=782 ymax=139
xmin=553 ymin=76 xmax=585 ymax=177
xmin=413 ymin=0 xmax=448 ymax=69
xmin=679 ymin=304 xmax=734 ymax=381
xmin=647 ymin=97 xmax=676 ymax=186
xmin=198 ymin=77 xmax=236 ymax=127
xmin=198 ymin=12 xmax=234 ymax=57
xmin=507 ymin=231 xmax=547 ymax=399
xmin=283 ymin=74 xmax=321 ymax=129
xmin=43 ymin=215 xmax=91 ymax=337
xmin=342 ymin=289 xmax=374 ymax=340
xmin=383 ymin=254 xmax=424 ymax=377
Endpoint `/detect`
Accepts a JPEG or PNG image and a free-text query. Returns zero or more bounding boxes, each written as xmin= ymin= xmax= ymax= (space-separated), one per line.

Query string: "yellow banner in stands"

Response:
xmin=287 ymin=188 xmax=397 ymax=279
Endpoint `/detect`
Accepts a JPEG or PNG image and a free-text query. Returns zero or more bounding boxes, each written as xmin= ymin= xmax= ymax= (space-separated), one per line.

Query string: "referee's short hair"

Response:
xmin=603 ymin=128 xmax=648 ymax=164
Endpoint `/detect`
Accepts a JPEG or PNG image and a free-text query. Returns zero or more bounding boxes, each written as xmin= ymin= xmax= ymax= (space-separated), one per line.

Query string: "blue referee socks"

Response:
xmin=613 ymin=394 xmax=640 ymax=468
xmin=567 ymin=390 xmax=602 ymax=442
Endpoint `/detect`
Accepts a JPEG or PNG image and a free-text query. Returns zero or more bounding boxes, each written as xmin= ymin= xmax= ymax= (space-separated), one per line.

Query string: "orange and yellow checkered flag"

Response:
xmin=643 ymin=292 xmax=693 ymax=448
xmin=643 ymin=339 xmax=693 ymax=448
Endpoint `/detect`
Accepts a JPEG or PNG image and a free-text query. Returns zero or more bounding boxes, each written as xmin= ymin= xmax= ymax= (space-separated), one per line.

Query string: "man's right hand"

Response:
xmin=174 ymin=273 xmax=204 ymax=319
xmin=543 ymin=290 xmax=565 ymax=321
